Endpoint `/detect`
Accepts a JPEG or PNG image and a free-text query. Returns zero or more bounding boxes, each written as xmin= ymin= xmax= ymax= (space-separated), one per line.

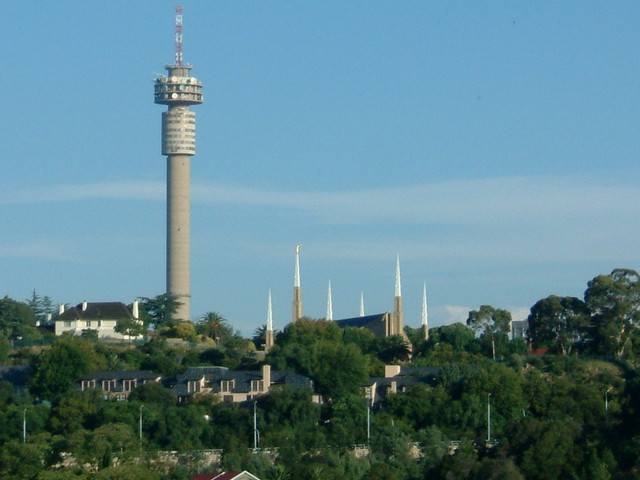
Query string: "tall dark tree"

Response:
xmin=26 ymin=290 xmax=55 ymax=324
xmin=584 ymin=268 xmax=640 ymax=357
xmin=527 ymin=295 xmax=588 ymax=354
xmin=138 ymin=294 xmax=180 ymax=329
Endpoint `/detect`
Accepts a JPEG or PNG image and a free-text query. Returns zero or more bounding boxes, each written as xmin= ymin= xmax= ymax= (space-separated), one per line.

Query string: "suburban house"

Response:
xmin=55 ymin=301 xmax=143 ymax=340
xmin=190 ymin=471 xmax=261 ymax=480
xmin=365 ymin=364 xmax=441 ymax=406
xmin=172 ymin=364 xmax=321 ymax=404
xmin=76 ymin=370 xmax=162 ymax=401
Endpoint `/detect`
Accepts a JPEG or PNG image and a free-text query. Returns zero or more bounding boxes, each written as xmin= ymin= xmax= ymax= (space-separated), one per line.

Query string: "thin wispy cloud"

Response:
xmin=7 ymin=174 xmax=633 ymax=226
xmin=0 ymin=181 xmax=164 ymax=205
xmin=0 ymin=239 xmax=76 ymax=262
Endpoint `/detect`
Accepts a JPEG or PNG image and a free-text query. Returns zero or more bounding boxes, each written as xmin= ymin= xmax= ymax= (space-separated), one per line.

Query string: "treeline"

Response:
xmin=0 ymin=268 xmax=639 ymax=479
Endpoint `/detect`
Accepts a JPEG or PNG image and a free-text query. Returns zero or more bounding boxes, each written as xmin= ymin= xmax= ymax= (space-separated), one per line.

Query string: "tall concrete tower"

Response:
xmin=154 ymin=6 xmax=203 ymax=321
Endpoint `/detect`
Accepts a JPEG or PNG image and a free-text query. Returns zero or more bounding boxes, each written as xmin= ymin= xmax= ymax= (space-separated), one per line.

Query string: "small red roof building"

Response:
xmin=190 ymin=471 xmax=261 ymax=480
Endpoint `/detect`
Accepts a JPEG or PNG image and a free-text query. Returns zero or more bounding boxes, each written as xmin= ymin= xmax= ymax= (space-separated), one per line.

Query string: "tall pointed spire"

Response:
xmin=422 ymin=283 xmax=429 ymax=341
xmin=267 ymin=290 xmax=273 ymax=331
xmin=326 ymin=280 xmax=333 ymax=321
xmin=292 ymin=245 xmax=303 ymax=323
xmin=265 ymin=290 xmax=274 ymax=351
xmin=359 ymin=292 xmax=365 ymax=317
xmin=294 ymin=245 xmax=301 ymax=288
xmin=395 ymin=253 xmax=402 ymax=297
xmin=392 ymin=254 xmax=403 ymax=335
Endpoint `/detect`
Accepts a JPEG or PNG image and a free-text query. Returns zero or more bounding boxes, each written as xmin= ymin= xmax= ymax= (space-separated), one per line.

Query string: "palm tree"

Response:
xmin=198 ymin=312 xmax=233 ymax=342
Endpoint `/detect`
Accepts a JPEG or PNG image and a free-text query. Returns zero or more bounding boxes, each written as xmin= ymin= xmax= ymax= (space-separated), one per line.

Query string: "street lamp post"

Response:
xmin=487 ymin=393 xmax=492 ymax=444
xmin=139 ymin=405 xmax=144 ymax=441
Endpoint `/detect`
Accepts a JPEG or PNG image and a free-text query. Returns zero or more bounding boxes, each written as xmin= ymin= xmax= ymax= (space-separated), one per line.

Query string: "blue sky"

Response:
xmin=2 ymin=2 xmax=640 ymax=335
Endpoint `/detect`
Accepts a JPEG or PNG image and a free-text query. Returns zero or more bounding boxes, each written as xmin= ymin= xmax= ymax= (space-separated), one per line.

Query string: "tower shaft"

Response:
xmin=166 ymin=154 xmax=191 ymax=320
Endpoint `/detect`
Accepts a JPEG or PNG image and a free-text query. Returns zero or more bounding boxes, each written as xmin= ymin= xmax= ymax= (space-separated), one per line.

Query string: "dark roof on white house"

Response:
xmin=58 ymin=302 xmax=134 ymax=321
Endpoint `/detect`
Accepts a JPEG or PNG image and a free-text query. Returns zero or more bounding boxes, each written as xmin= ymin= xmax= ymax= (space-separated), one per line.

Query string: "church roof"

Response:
xmin=334 ymin=313 xmax=389 ymax=328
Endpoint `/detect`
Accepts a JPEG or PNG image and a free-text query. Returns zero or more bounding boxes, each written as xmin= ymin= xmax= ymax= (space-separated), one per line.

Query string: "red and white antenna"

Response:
xmin=175 ymin=5 xmax=184 ymax=66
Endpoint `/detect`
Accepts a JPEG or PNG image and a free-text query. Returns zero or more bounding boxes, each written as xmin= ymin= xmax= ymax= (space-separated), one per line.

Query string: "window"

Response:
xmin=251 ymin=380 xmax=264 ymax=392
xmin=102 ymin=379 xmax=116 ymax=392
xmin=220 ymin=380 xmax=235 ymax=392
xmin=123 ymin=379 xmax=137 ymax=391
xmin=81 ymin=380 xmax=96 ymax=390
xmin=188 ymin=380 xmax=201 ymax=394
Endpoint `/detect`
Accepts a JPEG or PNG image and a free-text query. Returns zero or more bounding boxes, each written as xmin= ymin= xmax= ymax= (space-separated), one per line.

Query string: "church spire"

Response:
xmin=395 ymin=253 xmax=402 ymax=297
xmin=265 ymin=290 xmax=274 ymax=351
xmin=292 ymin=245 xmax=303 ymax=323
xmin=326 ymin=280 xmax=333 ymax=321
xmin=422 ymin=283 xmax=429 ymax=341
xmin=393 ymin=254 xmax=403 ymax=335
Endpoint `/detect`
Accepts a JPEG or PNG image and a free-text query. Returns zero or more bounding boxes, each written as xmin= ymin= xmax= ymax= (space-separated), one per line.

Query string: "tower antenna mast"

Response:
xmin=175 ymin=5 xmax=184 ymax=66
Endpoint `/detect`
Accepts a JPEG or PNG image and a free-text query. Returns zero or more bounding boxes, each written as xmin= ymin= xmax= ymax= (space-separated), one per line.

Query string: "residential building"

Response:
xmin=76 ymin=370 xmax=162 ymax=401
xmin=55 ymin=301 xmax=143 ymax=340
xmin=172 ymin=364 xmax=320 ymax=403
xmin=365 ymin=364 xmax=441 ymax=406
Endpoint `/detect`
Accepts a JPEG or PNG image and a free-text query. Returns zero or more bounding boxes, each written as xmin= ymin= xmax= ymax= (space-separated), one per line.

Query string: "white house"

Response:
xmin=55 ymin=301 xmax=143 ymax=340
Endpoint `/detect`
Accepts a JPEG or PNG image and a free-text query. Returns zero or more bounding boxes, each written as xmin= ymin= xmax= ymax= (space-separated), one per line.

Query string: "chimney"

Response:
xmin=385 ymin=365 xmax=401 ymax=378
xmin=261 ymin=364 xmax=271 ymax=393
xmin=58 ymin=304 xmax=65 ymax=315
xmin=132 ymin=300 xmax=139 ymax=319
xmin=82 ymin=301 xmax=88 ymax=311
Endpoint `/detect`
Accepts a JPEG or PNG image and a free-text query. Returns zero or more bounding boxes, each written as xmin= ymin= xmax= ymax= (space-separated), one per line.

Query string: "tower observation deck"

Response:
xmin=154 ymin=6 xmax=203 ymax=321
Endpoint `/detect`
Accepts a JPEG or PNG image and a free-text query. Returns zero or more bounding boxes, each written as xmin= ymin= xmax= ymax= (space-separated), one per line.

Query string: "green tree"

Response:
xmin=198 ymin=311 xmax=234 ymax=342
xmin=26 ymin=290 xmax=55 ymax=324
xmin=114 ymin=317 xmax=146 ymax=339
xmin=584 ymin=268 xmax=640 ymax=357
xmin=467 ymin=306 xmax=512 ymax=359
xmin=29 ymin=337 xmax=106 ymax=400
xmin=128 ymin=382 xmax=176 ymax=407
xmin=467 ymin=305 xmax=512 ymax=336
xmin=138 ymin=294 xmax=180 ymax=329
xmin=0 ymin=296 xmax=39 ymax=341
xmin=527 ymin=296 xmax=588 ymax=354
xmin=311 ymin=341 xmax=369 ymax=400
